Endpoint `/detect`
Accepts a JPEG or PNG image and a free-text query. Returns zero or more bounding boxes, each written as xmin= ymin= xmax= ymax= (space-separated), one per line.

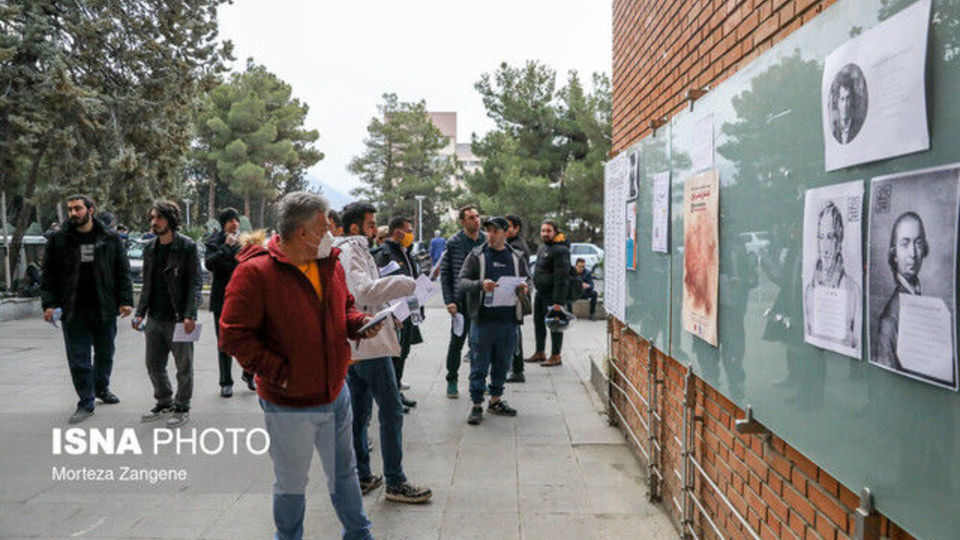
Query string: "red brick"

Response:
xmin=814 ymin=512 xmax=838 ymax=540
xmin=808 ymin=484 xmax=848 ymax=530
xmin=818 ymin=469 xmax=839 ymax=497
xmin=762 ymin=483 xmax=789 ymax=523
xmin=783 ymin=484 xmax=816 ymax=524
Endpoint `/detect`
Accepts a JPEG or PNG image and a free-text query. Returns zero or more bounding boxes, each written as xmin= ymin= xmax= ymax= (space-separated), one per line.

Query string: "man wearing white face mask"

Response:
xmin=374 ymin=216 xmax=421 ymax=408
xmin=220 ymin=192 xmax=383 ymax=540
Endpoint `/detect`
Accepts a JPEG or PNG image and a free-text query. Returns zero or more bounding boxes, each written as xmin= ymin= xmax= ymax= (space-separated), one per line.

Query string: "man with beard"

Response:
xmin=526 ymin=220 xmax=570 ymax=367
xmin=803 ymin=201 xmax=861 ymax=349
xmin=875 ymin=212 xmax=929 ymax=369
xmin=42 ymin=195 xmax=133 ymax=424
xmin=133 ymin=201 xmax=202 ymax=428
xmin=334 ymin=201 xmax=432 ymax=503
xmin=204 ymin=207 xmax=254 ymax=397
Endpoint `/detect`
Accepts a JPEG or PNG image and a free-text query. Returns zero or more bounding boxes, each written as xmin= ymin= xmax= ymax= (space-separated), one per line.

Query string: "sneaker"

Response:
xmin=220 ymin=385 xmax=233 ymax=398
xmin=446 ymin=381 xmax=459 ymax=399
xmin=359 ymin=473 xmax=383 ymax=495
xmin=525 ymin=352 xmax=546 ymax=363
xmin=166 ymin=409 xmax=189 ymax=428
xmin=68 ymin=407 xmax=94 ymax=424
xmin=488 ymin=400 xmax=518 ymax=417
xmin=506 ymin=372 xmax=525 ymax=383
xmin=467 ymin=406 xmax=483 ymax=425
xmin=385 ymin=482 xmax=433 ymax=504
xmin=400 ymin=393 xmax=417 ymax=408
xmin=241 ymin=372 xmax=256 ymax=391
xmin=141 ymin=404 xmax=172 ymax=422
xmin=95 ymin=389 xmax=120 ymax=404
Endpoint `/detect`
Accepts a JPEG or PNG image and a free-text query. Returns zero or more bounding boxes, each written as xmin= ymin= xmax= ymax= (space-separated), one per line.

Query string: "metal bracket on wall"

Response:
xmin=853 ymin=487 xmax=881 ymax=540
xmin=649 ymin=117 xmax=667 ymax=136
xmin=685 ymin=87 xmax=709 ymax=110
xmin=734 ymin=405 xmax=769 ymax=439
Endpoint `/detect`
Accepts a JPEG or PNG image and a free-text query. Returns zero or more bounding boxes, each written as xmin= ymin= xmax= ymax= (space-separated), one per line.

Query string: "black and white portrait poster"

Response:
xmin=821 ymin=0 xmax=931 ymax=171
xmin=868 ymin=164 xmax=960 ymax=391
xmin=627 ymin=148 xmax=639 ymax=200
xmin=802 ymin=180 xmax=863 ymax=359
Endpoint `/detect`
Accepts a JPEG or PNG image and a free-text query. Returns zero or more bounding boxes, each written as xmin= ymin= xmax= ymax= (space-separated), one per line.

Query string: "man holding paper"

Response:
xmin=458 ymin=216 xmax=531 ymax=425
xmin=133 ymin=201 xmax=202 ymax=428
xmin=334 ymin=202 xmax=433 ymax=503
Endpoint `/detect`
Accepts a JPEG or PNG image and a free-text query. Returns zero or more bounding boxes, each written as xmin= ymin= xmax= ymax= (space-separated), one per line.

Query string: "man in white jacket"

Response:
xmin=334 ymin=202 xmax=433 ymax=504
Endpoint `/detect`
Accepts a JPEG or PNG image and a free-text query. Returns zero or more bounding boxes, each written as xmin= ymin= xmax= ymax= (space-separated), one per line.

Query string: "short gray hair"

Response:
xmin=276 ymin=192 xmax=329 ymax=240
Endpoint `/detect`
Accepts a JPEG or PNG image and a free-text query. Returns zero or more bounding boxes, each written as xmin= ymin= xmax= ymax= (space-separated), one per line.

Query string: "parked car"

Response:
xmin=570 ymin=243 xmax=604 ymax=271
xmin=738 ymin=231 xmax=770 ymax=259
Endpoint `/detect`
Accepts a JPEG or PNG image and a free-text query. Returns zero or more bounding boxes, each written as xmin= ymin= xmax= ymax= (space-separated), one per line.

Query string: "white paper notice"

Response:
xmin=690 ymin=115 xmax=714 ymax=172
xmin=379 ymin=260 xmax=400 ymax=276
xmin=822 ymin=0 xmax=931 ymax=171
xmin=414 ymin=274 xmax=440 ymax=305
xmin=897 ymin=294 xmax=955 ymax=383
xmin=603 ymin=151 xmax=630 ymax=322
xmin=173 ymin=323 xmax=202 ymax=343
xmin=811 ymin=287 xmax=848 ymax=342
xmin=489 ymin=276 xmax=525 ymax=307
xmin=651 ymin=171 xmax=670 ymax=253
xmin=452 ymin=313 xmax=465 ymax=337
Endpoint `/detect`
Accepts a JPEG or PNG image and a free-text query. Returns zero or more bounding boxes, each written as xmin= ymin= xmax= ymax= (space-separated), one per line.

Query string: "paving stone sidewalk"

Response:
xmin=0 ymin=298 xmax=676 ymax=539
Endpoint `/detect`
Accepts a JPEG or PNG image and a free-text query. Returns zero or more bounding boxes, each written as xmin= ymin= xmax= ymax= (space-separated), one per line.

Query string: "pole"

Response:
xmin=2 ymin=191 xmax=11 ymax=292
xmin=414 ymin=195 xmax=425 ymax=243
xmin=183 ymin=198 xmax=192 ymax=228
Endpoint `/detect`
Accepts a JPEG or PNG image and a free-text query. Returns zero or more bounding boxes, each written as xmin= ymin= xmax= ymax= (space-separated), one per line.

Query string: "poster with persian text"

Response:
xmin=682 ymin=170 xmax=719 ymax=346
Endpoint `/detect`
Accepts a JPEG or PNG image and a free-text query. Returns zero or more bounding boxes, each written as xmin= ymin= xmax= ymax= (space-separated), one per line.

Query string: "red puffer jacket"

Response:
xmin=219 ymin=235 xmax=368 ymax=407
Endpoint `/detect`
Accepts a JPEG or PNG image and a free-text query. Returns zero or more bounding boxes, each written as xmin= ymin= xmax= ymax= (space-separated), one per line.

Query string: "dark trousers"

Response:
xmin=347 ymin=357 xmax=407 ymax=487
xmin=469 ymin=318 xmax=517 ymax=404
xmin=511 ymin=325 xmax=524 ymax=375
xmin=445 ymin=307 xmax=474 ymax=383
xmin=534 ymin=293 xmax=563 ymax=355
xmin=581 ymin=289 xmax=598 ymax=315
xmin=393 ymin=325 xmax=412 ymax=388
xmin=62 ymin=315 xmax=117 ymax=410
xmin=213 ymin=310 xmax=250 ymax=387
xmin=145 ymin=319 xmax=194 ymax=411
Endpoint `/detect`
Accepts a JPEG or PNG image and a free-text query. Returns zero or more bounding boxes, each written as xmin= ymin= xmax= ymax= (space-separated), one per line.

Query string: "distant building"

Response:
xmin=427 ymin=112 xmax=482 ymax=190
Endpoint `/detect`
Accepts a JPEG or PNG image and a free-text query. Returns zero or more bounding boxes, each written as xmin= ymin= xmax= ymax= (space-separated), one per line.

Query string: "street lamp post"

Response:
xmin=183 ymin=198 xmax=191 ymax=228
xmin=414 ymin=195 xmax=426 ymax=244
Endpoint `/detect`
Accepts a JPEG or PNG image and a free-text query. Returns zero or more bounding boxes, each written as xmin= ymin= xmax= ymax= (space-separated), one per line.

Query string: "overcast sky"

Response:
xmin=218 ymin=0 xmax=612 ymax=195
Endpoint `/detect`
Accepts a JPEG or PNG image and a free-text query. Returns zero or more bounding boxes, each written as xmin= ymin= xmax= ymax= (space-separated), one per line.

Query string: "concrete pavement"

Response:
xmin=0 ymin=298 xmax=676 ymax=539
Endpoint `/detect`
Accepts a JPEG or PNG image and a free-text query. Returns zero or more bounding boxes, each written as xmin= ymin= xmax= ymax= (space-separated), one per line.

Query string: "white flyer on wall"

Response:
xmin=603 ymin=152 xmax=629 ymax=322
xmin=651 ymin=171 xmax=670 ymax=253
xmin=821 ymin=0 xmax=931 ymax=171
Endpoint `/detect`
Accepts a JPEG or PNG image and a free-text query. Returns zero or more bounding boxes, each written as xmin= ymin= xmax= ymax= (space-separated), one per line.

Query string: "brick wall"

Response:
xmin=612 ymin=0 xmax=842 ymax=154
xmin=608 ymin=320 xmax=915 ymax=540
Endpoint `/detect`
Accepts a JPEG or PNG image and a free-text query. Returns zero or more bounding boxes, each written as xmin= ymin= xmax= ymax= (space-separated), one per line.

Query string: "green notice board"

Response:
xmin=619 ymin=0 xmax=960 ymax=537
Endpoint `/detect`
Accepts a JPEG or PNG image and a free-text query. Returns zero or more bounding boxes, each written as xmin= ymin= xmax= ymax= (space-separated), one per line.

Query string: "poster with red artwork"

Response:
xmin=682 ymin=169 xmax=719 ymax=346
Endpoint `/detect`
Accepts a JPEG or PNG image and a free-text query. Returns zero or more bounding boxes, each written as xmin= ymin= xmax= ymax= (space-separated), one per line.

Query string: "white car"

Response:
xmin=570 ymin=243 xmax=604 ymax=271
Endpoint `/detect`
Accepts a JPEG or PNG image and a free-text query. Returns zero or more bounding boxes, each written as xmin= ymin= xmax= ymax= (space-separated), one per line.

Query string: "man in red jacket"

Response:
xmin=219 ymin=192 xmax=381 ymax=540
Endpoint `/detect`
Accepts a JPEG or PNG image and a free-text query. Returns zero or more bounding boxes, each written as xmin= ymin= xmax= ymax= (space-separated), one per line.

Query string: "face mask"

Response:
xmin=310 ymin=231 xmax=335 ymax=259
xmin=400 ymin=232 xmax=414 ymax=248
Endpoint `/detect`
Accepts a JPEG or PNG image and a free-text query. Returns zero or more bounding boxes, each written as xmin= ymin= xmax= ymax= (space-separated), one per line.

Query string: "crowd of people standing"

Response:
xmin=39 ymin=191 xmax=599 ymax=540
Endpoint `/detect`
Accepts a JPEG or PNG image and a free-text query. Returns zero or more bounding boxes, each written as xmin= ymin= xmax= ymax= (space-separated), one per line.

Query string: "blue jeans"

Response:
xmin=62 ymin=315 xmax=117 ymax=410
xmin=347 ymin=357 xmax=406 ymax=486
xmin=260 ymin=387 xmax=373 ymax=540
xmin=469 ymin=318 xmax=518 ymax=404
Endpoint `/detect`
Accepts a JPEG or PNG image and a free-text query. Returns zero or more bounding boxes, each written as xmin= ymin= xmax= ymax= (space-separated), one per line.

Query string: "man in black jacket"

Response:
xmin=374 ymin=216 xmax=420 ymax=410
xmin=133 ymin=201 xmax=202 ymax=428
xmin=440 ymin=205 xmax=486 ymax=398
xmin=572 ymin=258 xmax=599 ymax=319
xmin=458 ymin=217 xmax=530 ymax=425
xmin=204 ymin=207 xmax=253 ymax=398
xmin=527 ymin=220 xmax=570 ymax=367
xmin=41 ymin=194 xmax=133 ymax=424
xmin=505 ymin=214 xmax=531 ymax=383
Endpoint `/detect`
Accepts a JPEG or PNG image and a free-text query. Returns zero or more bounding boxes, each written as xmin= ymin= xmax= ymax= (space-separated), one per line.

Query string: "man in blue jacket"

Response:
xmin=440 ymin=205 xmax=485 ymax=398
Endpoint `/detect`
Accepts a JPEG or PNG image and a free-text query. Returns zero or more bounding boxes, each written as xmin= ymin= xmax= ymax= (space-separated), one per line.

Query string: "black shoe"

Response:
xmin=467 ymin=406 xmax=483 ymax=425
xmin=242 ymin=372 xmax=256 ymax=391
xmin=505 ymin=372 xmax=525 ymax=383
xmin=68 ymin=407 xmax=94 ymax=424
xmin=359 ymin=473 xmax=383 ymax=495
xmin=403 ymin=406 xmax=411 ymax=414
xmin=96 ymin=390 xmax=120 ymax=404
xmin=385 ymin=482 xmax=433 ymax=504
xmin=400 ymin=393 xmax=417 ymax=408
xmin=488 ymin=400 xmax=518 ymax=416
xmin=220 ymin=385 xmax=233 ymax=398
